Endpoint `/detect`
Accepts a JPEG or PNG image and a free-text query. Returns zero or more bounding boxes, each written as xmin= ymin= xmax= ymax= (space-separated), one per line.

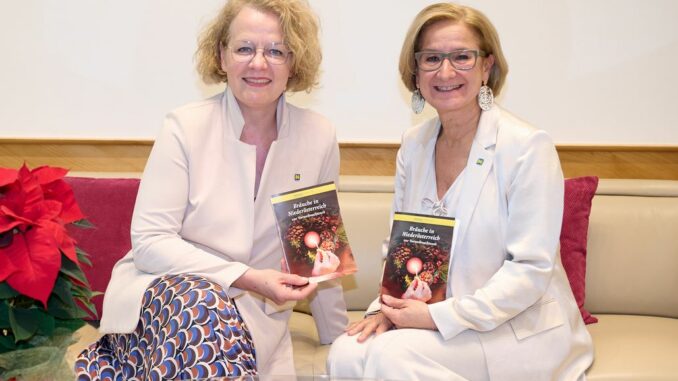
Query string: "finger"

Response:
xmin=374 ymin=321 xmax=391 ymax=336
xmin=357 ymin=323 xmax=376 ymax=343
xmin=286 ymin=282 xmax=317 ymax=300
xmin=381 ymin=294 xmax=406 ymax=308
xmin=381 ymin=304 xmax=396 ymax=323
xmin=346 ymin=319 xmax=367 ymax=335
xmin=346 ymin=320 xmax=362 ymax=332
xmin=280 ymin=273 xmax=310 ymax=287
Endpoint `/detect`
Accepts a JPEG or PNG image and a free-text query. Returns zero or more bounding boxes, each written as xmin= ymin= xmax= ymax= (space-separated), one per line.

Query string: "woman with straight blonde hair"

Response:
xmin=328 ymin=3 xmax=593 ymax=380
xmin=75 ymin=0 xmax=347 ymax=379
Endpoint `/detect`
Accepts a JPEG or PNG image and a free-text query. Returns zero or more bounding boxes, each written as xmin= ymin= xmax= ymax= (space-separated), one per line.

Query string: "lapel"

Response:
xmin=406 ymin=119 xmax=440 ymax=206
xmin=452 ymin=105 xmax=500 ymax=256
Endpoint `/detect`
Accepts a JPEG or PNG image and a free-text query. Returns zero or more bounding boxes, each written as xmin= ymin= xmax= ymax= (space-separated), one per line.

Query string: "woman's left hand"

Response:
xmin=380 ymin=294 xmax=437 ymax=330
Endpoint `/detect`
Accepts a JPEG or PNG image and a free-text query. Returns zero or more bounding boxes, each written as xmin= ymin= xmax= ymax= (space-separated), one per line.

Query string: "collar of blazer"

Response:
xmin=221 ymin=87 xmax=291 ymax=142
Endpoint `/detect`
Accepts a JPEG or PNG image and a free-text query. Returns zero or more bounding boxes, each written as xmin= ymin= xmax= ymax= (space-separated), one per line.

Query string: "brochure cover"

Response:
xmin=381 ymin=212 xmax=455 ymax=304
xmin=271 ymin=182 xmax=357 ymax=283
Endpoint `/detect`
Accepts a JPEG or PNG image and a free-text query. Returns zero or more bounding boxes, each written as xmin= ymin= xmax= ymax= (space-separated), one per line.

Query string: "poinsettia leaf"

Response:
xmin=60 ymin=255 xmax=89 ymax=287
xmin=5 ymin=228 xmax=61 ymax=307
xmin=36 ymin=311 xmax=55 ymax=337
xmin=0 ymin=334 xmax=17 ymax=352
xmin=8 ymin=307 xmax=43 ymax=342
xmin=54 ymin=317 xmax=85 ymax=333
xmin=40 ymin=220 xmax=79 ymax=265
xmin=75 ymin=247 xmax=92 ymax=267
xmin=54 ymin=277 xmax=94 ymax=319
xmin=70 ymin=282 xmax=91 ymax=299
xmin=41 ymin=179 xmax=86 ymax=224
xmin=60 ymin=236 xmax=79 ymax=265
xmin=47 ymin=292 xmax=87 ymax=320
xmin=73 ymin=294 xmax=99 ymax=319
xmin=0 ymin=284 xmax=18 ymax=300
xmin=31 ymin=165 xmax=68 ymax=185
xmin=16 ymin=164 xmax=44 ymax=208
xmin=0 ymin=168 xmax=18 ymax=187
xmin=26 ymin=200 xmax=62 ymax=225
xmin=78 ymin=298 xmax=99 ymax=319
xmin=0 ymin=253 xmax=19 ymax=284
xmin=72 ymin=218 xmax=94 ymax=229
xmin=0 ymin=205 xmax=34 ymax=226
xmin=50 ymin=276 xmax=75 ymax=305
xmin=0 ymin=301 xmax=9 ymax=327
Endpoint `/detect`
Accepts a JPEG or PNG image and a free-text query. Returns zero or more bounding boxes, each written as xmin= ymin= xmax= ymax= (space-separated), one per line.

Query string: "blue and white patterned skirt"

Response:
xmin=74 ymin=273 xmax=257 ymax=380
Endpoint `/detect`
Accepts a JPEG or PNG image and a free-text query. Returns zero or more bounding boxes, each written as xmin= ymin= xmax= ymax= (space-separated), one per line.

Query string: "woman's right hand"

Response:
xmin=345 ymin=312 xmax=393 ymax=343
xmin=234 ymin=268 xmax=318 ymax=305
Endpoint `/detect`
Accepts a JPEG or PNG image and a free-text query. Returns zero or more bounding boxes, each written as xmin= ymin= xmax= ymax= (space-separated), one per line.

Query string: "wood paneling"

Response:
xmin=1 ymin=139 xmax=677 ymax=180
xmin=0 ymin=139 xmax=153 ymax=173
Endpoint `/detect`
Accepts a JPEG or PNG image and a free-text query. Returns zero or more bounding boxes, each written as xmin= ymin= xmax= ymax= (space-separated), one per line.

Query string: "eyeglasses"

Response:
xmin=228 ymin=40 xmax=291 ymax=65
xmin=414 ymin=49 xmax=487 ymax=72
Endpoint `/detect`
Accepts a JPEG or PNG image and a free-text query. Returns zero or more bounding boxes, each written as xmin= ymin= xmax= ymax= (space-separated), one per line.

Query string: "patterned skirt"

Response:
xmin=75 ymin=274 xmax=257 ymax=380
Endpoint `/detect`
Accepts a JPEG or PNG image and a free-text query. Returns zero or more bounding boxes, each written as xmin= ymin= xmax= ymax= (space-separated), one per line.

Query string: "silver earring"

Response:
xmin=478 ymin=81 xmax=494 ymax=111
xmin=411 ymin=89 xmax=425 ymax=114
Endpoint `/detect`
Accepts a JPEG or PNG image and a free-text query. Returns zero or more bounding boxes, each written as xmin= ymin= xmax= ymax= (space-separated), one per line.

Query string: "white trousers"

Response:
xmin=327 ymin=328 xmax=490 ymax=381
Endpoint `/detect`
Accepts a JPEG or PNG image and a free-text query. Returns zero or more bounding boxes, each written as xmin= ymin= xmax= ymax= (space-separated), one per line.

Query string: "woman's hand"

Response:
xmin=234 ymin=268 xmax=317 ymax=305
xmin=381 ymin=294 xmax=437 ymax=330
xmin=345 ymin=312 xmax=393 ymax=343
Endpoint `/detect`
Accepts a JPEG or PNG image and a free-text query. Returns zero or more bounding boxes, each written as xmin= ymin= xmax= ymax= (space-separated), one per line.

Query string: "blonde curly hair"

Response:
xmin=196 ymin=0 xmax=321 ymax=92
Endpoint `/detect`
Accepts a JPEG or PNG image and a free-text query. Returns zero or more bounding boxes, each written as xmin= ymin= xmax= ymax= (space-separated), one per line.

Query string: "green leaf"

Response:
xmin=0 ymin=284 xmax=18 ymax=300
xmin=47 ymin=291 xmax=87 ymax=320
xmin=0 ymin=334 xmax=17 ymax=353
xmin=52 ymin=279 xmax=99 ymax=319
xmin=70 ymin=282 xmax=93 ymax=298
xmin=60 ymin=255 xmax=90 ymax=287
xmin=54 ymin=318 xmax=85 ymax=333
xmin=0 ymin=302 xmax=9 ymax=328
xmin=8 ymin=307 xmax=43 ymax=342
xmin=76 ymin=247 xmax=93 ymax=267
xmin=72 ymin=218 xmax=94 ymax=229
xmin=51 ymin=276 xmax=74 ymax=305
xmin=36 ymin=313 xmax=55 ymax=337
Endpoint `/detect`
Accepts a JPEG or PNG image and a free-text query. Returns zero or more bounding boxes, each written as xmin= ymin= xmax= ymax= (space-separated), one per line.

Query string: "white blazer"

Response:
xmin=100 ymin=89 xmax=348 ymax=374
xmin=382 ymin=105 xmax=593 ymax=380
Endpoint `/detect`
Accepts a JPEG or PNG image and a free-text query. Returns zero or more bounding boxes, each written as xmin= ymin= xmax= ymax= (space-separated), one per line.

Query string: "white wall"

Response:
xmin=1 ymin=0 xmax=677 ymax=144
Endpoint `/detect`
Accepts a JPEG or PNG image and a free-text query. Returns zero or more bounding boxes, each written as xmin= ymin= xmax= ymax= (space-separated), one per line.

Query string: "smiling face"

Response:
xmin=416 ymin=21 xmax=494 ymax=119
xmin=220 ymin=6 xmax=291 ymax=113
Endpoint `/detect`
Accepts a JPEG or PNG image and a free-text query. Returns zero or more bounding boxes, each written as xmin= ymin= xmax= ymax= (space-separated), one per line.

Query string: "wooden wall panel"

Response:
xmin=1 ymin=139 xmax=677 ymax=180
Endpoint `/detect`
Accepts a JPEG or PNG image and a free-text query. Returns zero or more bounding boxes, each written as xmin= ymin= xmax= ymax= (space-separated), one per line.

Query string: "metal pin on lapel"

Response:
xmin=294 ymin=173 xmax=301 ymax=181
xmin=476 ymin=158 xmax=484 ymax=166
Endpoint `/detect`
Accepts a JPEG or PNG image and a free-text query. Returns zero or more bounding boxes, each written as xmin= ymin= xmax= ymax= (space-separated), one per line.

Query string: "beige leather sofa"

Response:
xmin=68 ymin=176 xmax=678 ymax=380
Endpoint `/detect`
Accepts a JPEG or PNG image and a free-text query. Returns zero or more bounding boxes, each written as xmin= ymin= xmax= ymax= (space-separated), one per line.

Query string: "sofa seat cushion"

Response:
xmin=586 ymin=314 xmax=678 ymax=380
xmin=290 ymin=310 xmax=364 ymax=376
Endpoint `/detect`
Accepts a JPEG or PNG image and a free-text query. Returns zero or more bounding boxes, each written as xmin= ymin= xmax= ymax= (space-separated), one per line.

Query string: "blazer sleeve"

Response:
xmin=429 ymin=130 xmax=565 ymax=340
xmin=307 ymin=122 xmax=349 ymax=344
xmin=130 ymin=114 xmax=249 ymax=290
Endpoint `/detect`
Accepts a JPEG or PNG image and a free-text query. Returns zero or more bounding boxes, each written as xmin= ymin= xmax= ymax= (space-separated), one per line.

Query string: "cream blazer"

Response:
xmin=100 ymin=89 xmax=348 ymax=374
xmin=374 ymin=105 xmax=593 ymax=380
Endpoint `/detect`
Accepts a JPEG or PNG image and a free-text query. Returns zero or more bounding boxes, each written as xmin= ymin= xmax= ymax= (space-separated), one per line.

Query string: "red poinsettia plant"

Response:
xmin=0 ymin=164 xmax=96 ymax=357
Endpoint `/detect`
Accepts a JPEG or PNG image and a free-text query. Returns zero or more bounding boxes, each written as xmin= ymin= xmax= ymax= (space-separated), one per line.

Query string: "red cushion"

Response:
xmin=65 ymin=177 xmax=140 ymax=320
xmin=560 ymin=176 xmax=599 ymax=324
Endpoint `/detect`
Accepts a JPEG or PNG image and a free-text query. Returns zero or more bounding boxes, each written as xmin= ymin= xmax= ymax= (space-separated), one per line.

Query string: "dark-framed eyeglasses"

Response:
xmin=414 ymin=49 xmax=487 ymax=72
xmin=228 ymin=40 xmax=292 ymax=65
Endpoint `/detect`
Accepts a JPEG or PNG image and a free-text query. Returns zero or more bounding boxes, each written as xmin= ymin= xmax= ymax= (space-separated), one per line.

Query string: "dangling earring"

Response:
xmin=411 ymin=89 xmax=425 ymax=114
xmin=478 ymin=81 xmax=494 ymax=111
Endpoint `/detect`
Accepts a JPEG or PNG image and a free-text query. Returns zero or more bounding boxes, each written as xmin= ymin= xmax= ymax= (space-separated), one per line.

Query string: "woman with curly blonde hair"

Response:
xmin=75 ymin=1 xmax=347 ymax=379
